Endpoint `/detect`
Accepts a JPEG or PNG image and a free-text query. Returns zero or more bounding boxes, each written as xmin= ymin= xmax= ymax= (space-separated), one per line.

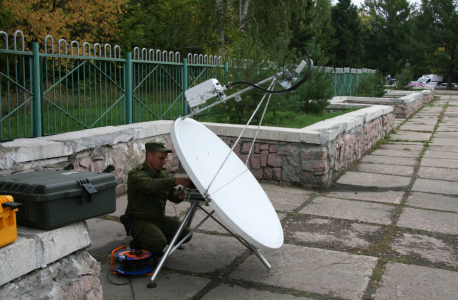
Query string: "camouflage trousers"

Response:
xmin=131 ymin=216 xmax=192 ymax=253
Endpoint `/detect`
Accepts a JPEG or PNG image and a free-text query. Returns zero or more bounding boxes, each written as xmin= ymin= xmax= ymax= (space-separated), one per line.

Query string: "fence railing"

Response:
xmin=0 ymin=31 xmax=375 ymax=142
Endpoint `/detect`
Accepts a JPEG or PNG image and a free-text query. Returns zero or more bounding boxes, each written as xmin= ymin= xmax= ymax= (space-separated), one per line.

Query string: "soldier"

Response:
xmin=123 ymin=141 xmax=193 ymax=255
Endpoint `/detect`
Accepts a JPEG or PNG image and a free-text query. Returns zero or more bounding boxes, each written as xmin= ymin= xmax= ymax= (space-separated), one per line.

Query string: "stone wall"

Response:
xmin=0 ymin=250 xmax=101 ymax=300
xmin=330 ymin=90 xmax=434 ymax=119
xmin=0 ymin=222 xmax=101 ymax=300
xmin=217 ymin=111 xmax=394 ymax=189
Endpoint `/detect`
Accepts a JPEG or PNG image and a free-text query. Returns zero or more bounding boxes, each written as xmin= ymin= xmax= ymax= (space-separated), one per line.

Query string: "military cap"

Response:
xmin=145 ymin=141 xmax=172 ymax=153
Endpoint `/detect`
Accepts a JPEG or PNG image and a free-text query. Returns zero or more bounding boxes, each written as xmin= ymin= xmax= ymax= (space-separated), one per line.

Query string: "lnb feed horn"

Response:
xmin=184 ymin=79 xmax=227 ymax=109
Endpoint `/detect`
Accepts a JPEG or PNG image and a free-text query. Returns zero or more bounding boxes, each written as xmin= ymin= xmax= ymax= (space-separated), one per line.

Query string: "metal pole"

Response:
xmin=125 ymin=52 xmax=133 ymax=124
xmin=31 ymin=42 xmax=42 ymax=137
xmin=148 ymin=201 xmax=199 ymax=288
xmin=182 ymin=58 xmax=189 ymax=115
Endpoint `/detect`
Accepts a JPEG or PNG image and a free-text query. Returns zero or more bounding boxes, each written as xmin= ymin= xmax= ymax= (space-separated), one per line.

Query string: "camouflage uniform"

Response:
xmin=125 ymin=162 xmax=192 ymax=253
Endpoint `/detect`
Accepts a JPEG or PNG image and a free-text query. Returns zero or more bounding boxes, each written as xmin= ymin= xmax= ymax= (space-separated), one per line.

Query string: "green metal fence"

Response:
xmin=0 ymin=31 xmax=375 ymax=142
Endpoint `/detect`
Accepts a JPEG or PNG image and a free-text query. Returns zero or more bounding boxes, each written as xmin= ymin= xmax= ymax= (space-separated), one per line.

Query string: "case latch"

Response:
xmin=77 ymin=179 xmax=97 ymax=203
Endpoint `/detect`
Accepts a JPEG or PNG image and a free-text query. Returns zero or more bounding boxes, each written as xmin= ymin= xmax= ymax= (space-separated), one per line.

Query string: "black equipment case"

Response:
xmin=0 ymin=169 xmax=117 ymax=229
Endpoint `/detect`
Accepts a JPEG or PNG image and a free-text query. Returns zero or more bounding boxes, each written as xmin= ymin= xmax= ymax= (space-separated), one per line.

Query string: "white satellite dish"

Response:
xmin=171 ymin=117 xmax=284 ymax=252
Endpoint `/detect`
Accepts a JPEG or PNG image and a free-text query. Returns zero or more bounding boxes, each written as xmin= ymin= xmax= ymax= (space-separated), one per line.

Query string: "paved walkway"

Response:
xmin=87 ymin=93 xmax=458 ymax=300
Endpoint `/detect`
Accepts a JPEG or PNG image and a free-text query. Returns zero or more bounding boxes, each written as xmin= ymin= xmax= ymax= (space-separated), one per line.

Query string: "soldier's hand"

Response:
xmin=177 ymin=186 xmax=185 ymax=200
xmin=175 ymin=177 xmax=192 ymax=187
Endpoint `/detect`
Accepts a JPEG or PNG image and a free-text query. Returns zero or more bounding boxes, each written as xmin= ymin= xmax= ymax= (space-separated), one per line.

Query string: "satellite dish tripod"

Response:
xmin=147 ymin=189 xmax=271 ymax=288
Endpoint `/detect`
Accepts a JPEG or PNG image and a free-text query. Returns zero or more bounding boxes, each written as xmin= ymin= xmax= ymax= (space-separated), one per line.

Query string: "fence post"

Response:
xmin=182 ymin=58 xmax=189 ymax=115
xmin=31 ymin=42 xmax=42 ymax=137
xmin=125 ymin=52 xmax=133 ymax=124
xmin=224 ymin=61 xmax=228 ymax=72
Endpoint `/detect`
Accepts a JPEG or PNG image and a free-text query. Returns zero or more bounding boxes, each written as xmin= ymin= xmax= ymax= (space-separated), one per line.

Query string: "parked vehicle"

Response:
xmin=426 ymin=82 xmax=438 ymax=88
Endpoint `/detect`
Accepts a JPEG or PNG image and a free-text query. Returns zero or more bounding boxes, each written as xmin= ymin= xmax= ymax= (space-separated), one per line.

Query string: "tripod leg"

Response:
xmin=147 ymin=201 xmax=199 ymax=288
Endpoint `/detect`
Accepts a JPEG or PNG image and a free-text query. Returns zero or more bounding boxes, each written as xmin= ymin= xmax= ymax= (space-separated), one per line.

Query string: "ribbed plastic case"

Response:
xmin=0 ymin=170 xmax=117 ymax=229
xmin=0 ymin=195 xmax=19 ymax=247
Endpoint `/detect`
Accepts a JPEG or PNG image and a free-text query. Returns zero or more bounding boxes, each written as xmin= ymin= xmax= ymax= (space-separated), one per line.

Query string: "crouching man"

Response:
xmin=124 ymin=141 xmax=193 ymax=254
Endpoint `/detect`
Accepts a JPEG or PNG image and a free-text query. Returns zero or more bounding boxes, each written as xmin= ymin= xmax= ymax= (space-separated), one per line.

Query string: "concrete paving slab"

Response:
xmin=399 ymin=125 xmax=436 ymax=132
xmin=427 ymin=145 xmax=458 ymax=153
xmin=423 ymin=149 xmax=458 ymax=159
xmin=337 ymin=172 xmax=411 ymax=189
xmin=261 ymin=182 xmax=315 ymax=196
xmin=406 ymin=192 xmax=458 ymax=212
xmin=431 ymin=137 xmax=458 ymax=146
xmin=373 ymin=263 xmax=458 ymax=300
xmin=325 ymin=190 xmax=404 ymax=204
xmin=392 ymin=233 xmax=457 ymax=267
xmin=163 ymin=233 xmax=247 ymax=273
xmin=100 ymin=264 xmax=210 ymax=299
xmin=397 ymin=207 xmax=458 ymax=234
xmin=405 ymin=119 xmax=437 ymax=125
xmin=353 ymin=163 xmax=414 ymax=177
xmin=420 ymin=157 xmax=458 ymax=168
xmin=361 ymin=155 xmax=418 ymax=167
xmin=230 ymin=244 xmax=378 ymax=300
xmin=369 ymin=149 xmax=421 ymax=158
xmin=201 ymin=284 xmax=313 ymax=300
xmin=436 ymin=126 xmax=458 ymax=132
xmin=299 ymin=197 xmax=394 ymax=224
xmin=286 ymin=217 xmax=382 ymax=250
xmin=265 ymin=189 xmax=310 ymax=212
xmin=378 ymin=144 xmax=424 ymax=151
xmin=433 ymin=131 xmax=458 ymax=138
xmin=412 ymin=178 xmax=458 ymax=195
xmin=417 ymin=166 xmax=458 ymax=181
xmin=86 ymin=218 xmax=130 ymax=255
xmin=389 ymin=131 xmax=432 ymax=141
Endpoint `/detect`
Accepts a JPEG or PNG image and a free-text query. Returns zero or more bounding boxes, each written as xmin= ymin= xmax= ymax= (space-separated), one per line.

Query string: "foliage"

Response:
xmin=207 ymin=28 xmax=288 ymax=125
xmin=290 ymin=0 xmax=337 ymax=62
xmin=413 ymin=0 xmax=458 ymax=89
xmin=330 ymin=0 xmax=364 ymax=67
xmin=394 ymin=66 xmax=413 ymax=90
xmin=361 ymin=0 xmax=412 ymax=75
xmin=3 ymin=0 xmax=126 ymax=50
xmin=354 ymin=70 xmax=386 ymax=97
xmin=0 ymin=0 xmax=14 ymax=29
xmin=284 ymin=37 xmax=334 ymax=114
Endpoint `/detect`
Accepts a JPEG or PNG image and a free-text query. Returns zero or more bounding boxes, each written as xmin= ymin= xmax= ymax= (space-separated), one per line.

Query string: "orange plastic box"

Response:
xmin=0 ymin=195 xmax=21 ymax=248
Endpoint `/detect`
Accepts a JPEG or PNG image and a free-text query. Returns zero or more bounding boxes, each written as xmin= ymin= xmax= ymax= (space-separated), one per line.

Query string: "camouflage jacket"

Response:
xmin=125 ymin=162 xmax=181 ymax=221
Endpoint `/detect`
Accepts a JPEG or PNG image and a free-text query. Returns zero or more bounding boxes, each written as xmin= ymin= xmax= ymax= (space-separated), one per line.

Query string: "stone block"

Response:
xmin=260 ymin=150 xmax=268 ymax=167
xmin=300 ymin=151 xmax=310 ymax=161
xmin=241 ymin=142 xmax=252 ymax=153
xmin=250 ymin=154 xmax=261 ymax=169
xmin=254 ymin=143 xmax=260 ymax=153
xmin=267 ymin=153 xmax=282 ymax=167
xmin=0 ymin=236 xmax=38 ymax=286
xmin=79 ymin=157 xmax=92 ymax=168
xmin=264 ymin=167 xmax=273 ymax=180
xmin=269 ymin=144 xmax=277 ymax=152
xmin=251 ymin=168 xmax=263 ymax=179
xmin=273 ymin=168 xmax=282 ymax=181
xmin=18 ymin=221 xmax=92 ymax=266
xmin=260 ymin=144 xmax=269 ymax=150
xmin=277 ymin=148 xmax=293 ymax=155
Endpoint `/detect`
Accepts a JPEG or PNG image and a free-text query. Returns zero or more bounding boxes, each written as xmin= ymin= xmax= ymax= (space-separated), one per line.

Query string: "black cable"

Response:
xmin=226 ymin=57 xmax=314 ymax=95
xmin=106 ymin=257 xmax=139 ymax=300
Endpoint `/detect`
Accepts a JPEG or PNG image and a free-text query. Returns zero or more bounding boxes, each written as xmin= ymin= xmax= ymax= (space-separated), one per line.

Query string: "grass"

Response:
xmin=197 ymin=107 xmax=362 ymax=129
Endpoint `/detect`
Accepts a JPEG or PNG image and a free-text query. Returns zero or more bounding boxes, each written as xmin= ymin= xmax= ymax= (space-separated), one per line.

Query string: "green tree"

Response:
xmin=0 ymin=0 xmax=14 ymax=30
xmin=361 ymin=0 xmax=412 ymax=75
xmin=290 ymin=0 xmax=337 ymax=62
xmin=414 ymin=0 xmax=458 ymax=89
xmin=285 ymin=37 xmax=334 ymax=114
xmin=330 ymin=0 xmax=364 ymax=67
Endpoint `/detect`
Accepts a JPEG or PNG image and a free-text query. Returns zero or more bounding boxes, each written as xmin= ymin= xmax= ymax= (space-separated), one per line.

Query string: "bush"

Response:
xmin=355 ymin=70 xmax=386 ymax=97
xmin=394 ymin=67 xmax=413 ymax=90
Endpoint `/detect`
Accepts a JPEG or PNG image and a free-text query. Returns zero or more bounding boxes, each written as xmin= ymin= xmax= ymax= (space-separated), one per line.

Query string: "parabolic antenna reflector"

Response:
xmin=171 ymin=118 xmax=284 ymax=252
